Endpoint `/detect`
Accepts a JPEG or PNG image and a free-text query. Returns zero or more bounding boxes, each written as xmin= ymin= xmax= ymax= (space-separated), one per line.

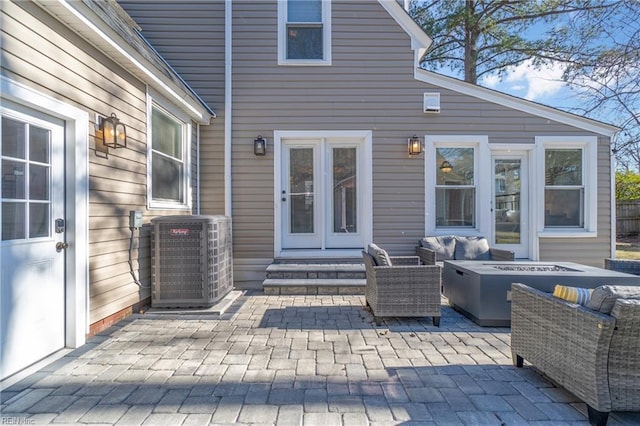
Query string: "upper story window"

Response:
xmin=149 ymin=103 xmax=191 ymax=210
xmin=278 ymin=0 xmax=332 ymax=65
xmin=536 ymin=136 xmax=597 ymax=236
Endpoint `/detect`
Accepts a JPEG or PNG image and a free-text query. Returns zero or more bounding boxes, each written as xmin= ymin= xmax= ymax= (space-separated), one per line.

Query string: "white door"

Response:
xmin=1 ymin=108 xmax=66 ymax=380
xmin=492 ymin=153 xmax=529 ymax=258
xmin=281 ymin=138 xmax=364 ymax=250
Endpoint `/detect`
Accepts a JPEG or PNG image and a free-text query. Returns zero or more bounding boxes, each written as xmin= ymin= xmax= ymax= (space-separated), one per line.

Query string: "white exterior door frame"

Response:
xmin=1 ymin=77 xmax=89 ymax=362
xmin=274 ymin=130 xmax=372 ymax=258
xmin=489 ymin=146 xmax=533 ymax=259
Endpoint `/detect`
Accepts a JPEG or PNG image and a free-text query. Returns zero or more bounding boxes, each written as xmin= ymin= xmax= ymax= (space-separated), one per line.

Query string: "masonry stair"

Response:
xmin=262 ymin=258 xmax=366 ymax=295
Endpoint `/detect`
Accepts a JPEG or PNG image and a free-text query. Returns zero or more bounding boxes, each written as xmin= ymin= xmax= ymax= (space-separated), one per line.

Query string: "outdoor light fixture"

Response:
xmin=100 ymin=113 xmax=127 ymax=149
xmin=440 ymin=160 xmax=453 ymax=173
xmin=254 ymin=135 xmax=267 ymax=156
xmin=408 ymin=135 xmax=422 ymax=156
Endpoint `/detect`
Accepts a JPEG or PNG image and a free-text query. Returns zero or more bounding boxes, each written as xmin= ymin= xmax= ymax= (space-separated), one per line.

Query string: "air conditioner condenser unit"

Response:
xmin=151 ymin=215 xmax=233 ymax=308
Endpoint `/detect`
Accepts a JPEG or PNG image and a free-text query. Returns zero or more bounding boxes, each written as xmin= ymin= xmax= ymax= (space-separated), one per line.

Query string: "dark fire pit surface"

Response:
xmin=491 ymin=264 xmax=577 ymax=272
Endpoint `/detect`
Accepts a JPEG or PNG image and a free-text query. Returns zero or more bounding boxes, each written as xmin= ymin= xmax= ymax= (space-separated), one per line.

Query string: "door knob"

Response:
xmin=56 ymin=242 xmax=70 ymax=252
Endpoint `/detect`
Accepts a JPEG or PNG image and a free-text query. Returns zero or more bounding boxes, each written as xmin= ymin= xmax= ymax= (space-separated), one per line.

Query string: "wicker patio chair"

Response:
xmin=416 ymin=235 xmax=514 ymax=266
xmin=511 ymin=283 xmax=640 ymax=426
xmin=362 ymin=250 xmax=441 ymax=326
xmin=605 ymin=258 xmax=640 ymax=276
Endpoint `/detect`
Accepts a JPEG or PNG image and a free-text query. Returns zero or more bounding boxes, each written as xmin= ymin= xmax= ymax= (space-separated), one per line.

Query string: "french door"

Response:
xmin=492 ymin=152 xmax=529 ymax=258
xmin=281 ymin=137 xmax=365 ymax=250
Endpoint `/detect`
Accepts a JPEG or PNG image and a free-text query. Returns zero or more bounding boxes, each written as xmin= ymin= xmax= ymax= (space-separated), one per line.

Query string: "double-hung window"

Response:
xmin=149 ymin=104 xmax=190 ymax=209
xmin=537 ymin=136 xmax=597 ymax=235
xmin=425 ymin=135 xmax=489 ymax=235
xmin=435 ymin=147 xmax=477 ymax=228
xmin=279 ymin=0 xmax=331 ymax=65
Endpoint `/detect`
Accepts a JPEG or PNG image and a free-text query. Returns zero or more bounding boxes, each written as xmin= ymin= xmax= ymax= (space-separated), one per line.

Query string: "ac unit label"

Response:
xmin=169 ymin=228 xmax=190 ymax=235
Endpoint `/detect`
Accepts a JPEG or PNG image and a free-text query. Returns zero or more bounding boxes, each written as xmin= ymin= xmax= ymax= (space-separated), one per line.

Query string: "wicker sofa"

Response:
xmin=511 ymin=283 xmax=640 ymax=426
xmin=362 ymin=247 xmax=441 ymax=326
xmin=416 ymin=235 xmax=514 ymax=266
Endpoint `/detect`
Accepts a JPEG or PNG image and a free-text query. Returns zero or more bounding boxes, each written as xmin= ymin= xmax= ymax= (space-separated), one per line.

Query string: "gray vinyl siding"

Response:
xmin=230 ymin=0 xmax=613 ymax=268
xmin=1 ymin=1 xmax=192 ymax=324
xmin=119 ymin=0 xmax=613 ymax=277
xmin=120 ymin=0 xmax=227 ymax=216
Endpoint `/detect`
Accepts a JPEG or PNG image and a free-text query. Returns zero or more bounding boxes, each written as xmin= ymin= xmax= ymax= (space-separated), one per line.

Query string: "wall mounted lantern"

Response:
xmin=408 ymin=135 xmax=422 ymax=156
xmin=100 ymin=113 xmax=127 ymax=149
xmin=254 ymin=135 xmax=267 ymax=156
xmin=440 ymin=160 xmax=453 ymax=173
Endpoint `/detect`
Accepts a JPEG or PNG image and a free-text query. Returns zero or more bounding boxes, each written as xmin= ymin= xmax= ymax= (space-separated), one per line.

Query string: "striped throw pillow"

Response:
xmin=553 ymin=284 xmax=593 ymax=306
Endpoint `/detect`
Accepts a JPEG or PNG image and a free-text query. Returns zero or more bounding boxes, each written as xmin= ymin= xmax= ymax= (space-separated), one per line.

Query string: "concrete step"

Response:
xmin=262 ymin=278 xmax=366 ymax=295
xmin=266 ymin=263 xmax=365 ymax=280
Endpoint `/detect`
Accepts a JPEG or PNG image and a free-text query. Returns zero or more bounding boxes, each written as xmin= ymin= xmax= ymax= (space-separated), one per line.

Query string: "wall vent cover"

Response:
xmin=423 ymin=92 xmax=441 ymax=113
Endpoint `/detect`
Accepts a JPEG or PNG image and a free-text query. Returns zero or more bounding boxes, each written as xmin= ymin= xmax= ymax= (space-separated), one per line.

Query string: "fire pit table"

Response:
xmin=443 ymin=260 xmax=640 ymax=326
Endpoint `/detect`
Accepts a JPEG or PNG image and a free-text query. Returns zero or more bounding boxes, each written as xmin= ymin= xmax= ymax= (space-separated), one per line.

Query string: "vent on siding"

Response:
xmin=423 ymin=92 xmax=441 ymax=113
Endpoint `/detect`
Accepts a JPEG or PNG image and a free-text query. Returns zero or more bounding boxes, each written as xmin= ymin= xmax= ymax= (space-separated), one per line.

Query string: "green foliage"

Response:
xmin=411 ymin=0 xmax=617 ymax=84
xmin=616 ymin=171 xmax=640 ymax=201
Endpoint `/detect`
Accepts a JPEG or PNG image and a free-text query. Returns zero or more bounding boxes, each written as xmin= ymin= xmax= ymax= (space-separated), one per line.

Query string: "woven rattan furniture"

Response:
xmin=605 ymin=258 xmax=640 ymax=276
xmin=511 ymin=283 xmax=640 ymax=426
xmin=416 ymin=235 xmax=514 ymax=265
xmin=362 ymin=251 xmax=441 ymax=326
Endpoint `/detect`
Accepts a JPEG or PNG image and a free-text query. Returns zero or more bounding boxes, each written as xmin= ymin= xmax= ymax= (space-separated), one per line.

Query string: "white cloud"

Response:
xmin=482 ymin=59 xmax=567 ymax=102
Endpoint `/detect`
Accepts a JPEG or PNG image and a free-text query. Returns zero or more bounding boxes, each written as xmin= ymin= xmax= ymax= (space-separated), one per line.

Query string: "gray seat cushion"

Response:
xmin=585 ymin=285 xmax=640 ymax=314
xmin=367 ymin=243 xmax=392 ymax=266
xmin=420 ymin=236 xmax=456 ymax=261
xmin=454 ymin=237 xmax=491 ymax=260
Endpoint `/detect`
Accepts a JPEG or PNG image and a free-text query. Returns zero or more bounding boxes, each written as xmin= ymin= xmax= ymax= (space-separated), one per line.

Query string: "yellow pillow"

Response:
xmin=553 ymin=284 xmax=593 ymax=306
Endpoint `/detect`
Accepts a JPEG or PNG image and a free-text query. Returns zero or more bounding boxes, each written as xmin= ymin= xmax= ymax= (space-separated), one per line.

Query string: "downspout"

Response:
xmin=610 ymin=145 xmax=617 ymax=258
xmin=224 ymin=0 xmax=232 ymax=216
xmin=197 ymin=123 xmax=201 ymax=214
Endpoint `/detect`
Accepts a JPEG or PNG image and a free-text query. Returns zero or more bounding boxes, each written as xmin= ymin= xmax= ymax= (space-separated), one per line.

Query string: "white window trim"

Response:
xmin=277 ymin=0 xmax=332 ymax=66
xmin=535 ymin=136 xmax=598 ymax=238
xmin=147 ymin=92 xmax=192 ymax=211
xmin=424 ymin=135 xmax=490 ymax=236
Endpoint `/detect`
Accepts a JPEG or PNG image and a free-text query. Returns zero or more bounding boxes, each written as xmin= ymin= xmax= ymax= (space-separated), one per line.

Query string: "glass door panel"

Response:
xmin=289 ymin=148 xmax=315 ymax=234
xmin=332 ymin=147 xmax=357 ymax=233
xmin=494 ymin=159 xmax=521 ymax=244
xmin=492 ymin=154 xmax=528 ymax=258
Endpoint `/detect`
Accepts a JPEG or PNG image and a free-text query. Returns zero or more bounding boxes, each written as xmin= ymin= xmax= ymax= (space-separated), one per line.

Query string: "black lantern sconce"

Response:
xmin=254 ymin=135 xmax=267 ymax=156
xmin=440 ymin=160 xmax=453 ymax=173
xmin=100 ymin=113 xmax=127 ymax=150
xmin=408 ymin=134 xmax=422 ymax=156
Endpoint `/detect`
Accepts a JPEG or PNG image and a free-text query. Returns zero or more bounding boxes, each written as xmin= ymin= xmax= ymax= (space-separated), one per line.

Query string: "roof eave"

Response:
xmin=378 ymin=0 xmax=432 ymax=65
xmin=416 ymin=69 xmax=620 ymax=138
xmin=34 ymin=0 xmax=215 ymax=124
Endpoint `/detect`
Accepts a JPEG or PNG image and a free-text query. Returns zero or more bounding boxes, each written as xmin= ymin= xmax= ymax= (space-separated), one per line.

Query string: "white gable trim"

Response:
xmin=416 ymin=69 xmax=618 ymax=137
xmin=377 ymin=0 xmax=432 ymax=64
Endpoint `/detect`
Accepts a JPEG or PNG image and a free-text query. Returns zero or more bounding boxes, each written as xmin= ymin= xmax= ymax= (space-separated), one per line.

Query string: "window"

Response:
xmin=149 ymin=104 xmax=190 ymax=209
xmin=425 ymin=135 xmax=489 ymax=235
xmin=536 ymin=136 xmax=597 ymax=235
xmin=435 ymin=147 xmax=476 ymax=228
xmin=544 ymin=149 xmax=583 ymax=227
xmin=279 ymin=0 xmax=331 ymax=65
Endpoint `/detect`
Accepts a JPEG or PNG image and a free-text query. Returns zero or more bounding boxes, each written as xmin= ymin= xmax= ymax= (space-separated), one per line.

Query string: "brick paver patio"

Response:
xmin=2 ymin=292 xmax=639 ymax=425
